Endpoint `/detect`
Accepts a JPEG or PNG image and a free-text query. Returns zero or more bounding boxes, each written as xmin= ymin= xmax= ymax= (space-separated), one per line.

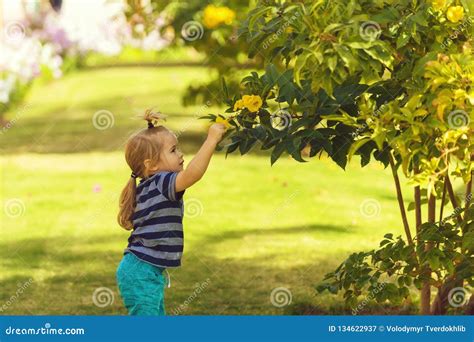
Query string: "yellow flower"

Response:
xmin=242 ymin=95 xmax=263 ymax=113
xmin=233 ymin=99 xmax=244 ymax=111
xmin=431 ymin=0 xmax=446 ymax=11
xmin=234 ymin=95 xmax=263 ymax=112
xmin=447 ymin=6 xmax=464 ymax=23
xmin=216 ymin=116 xmax=231 ymax=129
xmin=203 ymin=5 xmax=236 ymax=29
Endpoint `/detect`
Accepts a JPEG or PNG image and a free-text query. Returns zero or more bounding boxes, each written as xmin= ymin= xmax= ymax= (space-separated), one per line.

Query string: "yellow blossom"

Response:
xmin=447 ymin=6 xmax=464 ymax=23
xmin=234 ymin=95 xmax=263 ymax=112
xmin=233 ymin=99 xmax=244 ymax=111
xmin=242 ymin=95 xmax=263 ymax=112
xmin=215 ymin=116 xmax=231 ymax=129
xmin=203 ymin=5 xmax=236 ymax=29
xmin=431 ymin=0 xmax=446 ymax=11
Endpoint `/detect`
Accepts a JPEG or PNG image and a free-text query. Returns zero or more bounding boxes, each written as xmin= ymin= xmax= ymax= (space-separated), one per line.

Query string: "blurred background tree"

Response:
xmin=124 ymin=0 xmax=261 ymax=106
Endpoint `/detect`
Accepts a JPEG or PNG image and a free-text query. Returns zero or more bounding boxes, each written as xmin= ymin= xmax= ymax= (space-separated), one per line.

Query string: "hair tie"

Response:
xmin=147 ymin=121 xmax=154 ymax=129
xmin=130 ymin=172 xmax=138 ymax=179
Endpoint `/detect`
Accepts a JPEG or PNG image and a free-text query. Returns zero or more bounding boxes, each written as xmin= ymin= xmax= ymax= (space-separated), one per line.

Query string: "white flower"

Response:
xmin=0 ymin=75 xmax=16 ymax=103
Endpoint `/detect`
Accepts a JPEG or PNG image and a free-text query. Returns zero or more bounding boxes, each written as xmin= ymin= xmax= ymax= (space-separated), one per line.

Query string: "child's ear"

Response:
xmin=144 ymin=159 xmax=159 ymax=172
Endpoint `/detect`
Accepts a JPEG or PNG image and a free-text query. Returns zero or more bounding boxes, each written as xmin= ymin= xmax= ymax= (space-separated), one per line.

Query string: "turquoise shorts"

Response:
xmin=116 ymin=252 xmax=167 ymax=315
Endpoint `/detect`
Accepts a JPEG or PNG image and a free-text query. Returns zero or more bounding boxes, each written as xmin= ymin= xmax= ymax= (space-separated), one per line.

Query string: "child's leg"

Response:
xmin=116 ymin=252 xmax=166 ymax=316
xmin=158 ymin=291 xmax=166 ymax=315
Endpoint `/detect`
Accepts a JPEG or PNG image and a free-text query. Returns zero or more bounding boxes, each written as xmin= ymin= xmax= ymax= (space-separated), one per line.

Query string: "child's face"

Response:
xmin=157 ymin=132 xmax=184 ymax=172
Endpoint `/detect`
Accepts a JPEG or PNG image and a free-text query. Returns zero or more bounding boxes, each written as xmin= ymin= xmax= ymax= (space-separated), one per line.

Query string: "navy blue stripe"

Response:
xmin=136 ymin=184 xmax=145 ymax=196
xmin=129 ymin=241 xmax=183 ymax=252
xmin=132 ymin=200 xmax=181 ymax=220
xmin=135 ymin=215 xmax=182 ymax=228
xmin=127 ymin=250 xmax=181 ymax=267
xmin=131 ymin=230 xmax=184 ymax=239
xmin=162 ymin=173 xmax=172 ymax=198
xmin=137 ymin=188 xmax=162 ymax=204
xmin=137 ymin=173 xmax=161 ymax=195
xmin=176 ymin=190 xmax=185 ymax=201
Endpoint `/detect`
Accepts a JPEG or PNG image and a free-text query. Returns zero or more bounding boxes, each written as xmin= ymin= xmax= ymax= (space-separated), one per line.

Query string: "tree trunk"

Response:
xmin=421 ymin=193 xmax=436 ymax=314
xmin=389 ymin=154 xmax=413 ymax=244
xmin=431 ymin=170 xmax=473 ymax=314
xmin=414 ymin=185 xmax=422 ymax=233
xmin=431 ymin=277 xmax=463 ymax=315
xmin=446 ymin=177 xmax=463 ymax=224
xmin=465 ymin=293 xmax=474 ymax=315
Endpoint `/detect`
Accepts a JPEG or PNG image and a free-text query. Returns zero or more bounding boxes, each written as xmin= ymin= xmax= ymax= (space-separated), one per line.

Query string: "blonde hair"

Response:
xmin=117 ymin=110 xmax=168 ymax=230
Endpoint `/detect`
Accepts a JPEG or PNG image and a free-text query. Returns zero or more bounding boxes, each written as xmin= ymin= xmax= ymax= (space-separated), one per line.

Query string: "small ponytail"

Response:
xmin=117 ymin=176 xmax=137 ymax=230
xmin=142 ymin=108 xmax=166 ymax=129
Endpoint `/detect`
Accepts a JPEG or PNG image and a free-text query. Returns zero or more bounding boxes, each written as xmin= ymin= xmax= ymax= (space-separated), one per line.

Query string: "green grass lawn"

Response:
xmin=0 ymin=66 xmax=418 ymax=315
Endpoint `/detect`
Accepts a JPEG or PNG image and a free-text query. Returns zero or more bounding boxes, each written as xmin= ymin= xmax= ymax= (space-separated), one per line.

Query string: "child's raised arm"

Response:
xmin=175 ymin=123 xmax=226 ymax=192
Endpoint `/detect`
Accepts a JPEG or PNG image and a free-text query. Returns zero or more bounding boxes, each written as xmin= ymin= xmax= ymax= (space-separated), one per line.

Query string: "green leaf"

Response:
xmin=396 ymin=32 xmax=410 ymax=49
xmin=265 ymin=63 xmax=280 ymax=86
xmin=462 ymin=230 xmax=474 ymax=251
xmin=334 ymin=45 xmax=358 ymax=73
xmin=327 ymin=55 xmax=338 ymax=72
xmin=271 ymin=141 xmax=286 ymax=165
xmin=221 ymin=77 xmax=229 ymax=102
xmin=294 ymin=51 xmax=312 ymax=86
xmin=427 ymin=253 xmax=440 ymax=270
xmin=348 ymin=137 xmax=371 ymax=161
xmin=371 ymin=126 xmax=386 ymax=150
xmin=248 ymin=7 xmax=271 ymax=32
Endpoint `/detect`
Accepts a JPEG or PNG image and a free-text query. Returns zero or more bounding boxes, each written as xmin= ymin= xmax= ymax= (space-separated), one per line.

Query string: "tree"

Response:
xmin=124 ymin=0 xmax=259 ymax=106
xmin=204 ymin=0 xmax=473 ymax=314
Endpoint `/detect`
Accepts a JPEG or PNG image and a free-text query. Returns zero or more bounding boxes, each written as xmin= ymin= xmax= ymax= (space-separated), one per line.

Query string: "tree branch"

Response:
xmin=389 ymin=153 xmax=413 ymax=245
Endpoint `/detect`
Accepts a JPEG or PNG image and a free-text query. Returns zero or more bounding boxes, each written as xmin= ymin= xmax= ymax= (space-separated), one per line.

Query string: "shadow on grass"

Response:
xmin=0 ymin=111 xmax=270 ymax=157
xmin=195 ymin=223 xmax=351 ymax=245
xmin=1 ymin=116 xmax=209 ymax=154
xmin=0 ymin=222 xmax=418 ymax=315
xmin=0 ymin=91 xmax=276 ymax=157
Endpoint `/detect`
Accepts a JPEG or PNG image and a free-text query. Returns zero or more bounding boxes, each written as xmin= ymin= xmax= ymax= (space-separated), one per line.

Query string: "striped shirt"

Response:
xmin=124 ymin=171 xmax=185 ymax=268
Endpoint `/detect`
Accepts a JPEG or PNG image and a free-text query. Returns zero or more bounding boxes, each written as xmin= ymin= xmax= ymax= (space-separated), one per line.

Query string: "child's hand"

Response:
xmin=207 ymin=123 xmax=226 ymax=144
